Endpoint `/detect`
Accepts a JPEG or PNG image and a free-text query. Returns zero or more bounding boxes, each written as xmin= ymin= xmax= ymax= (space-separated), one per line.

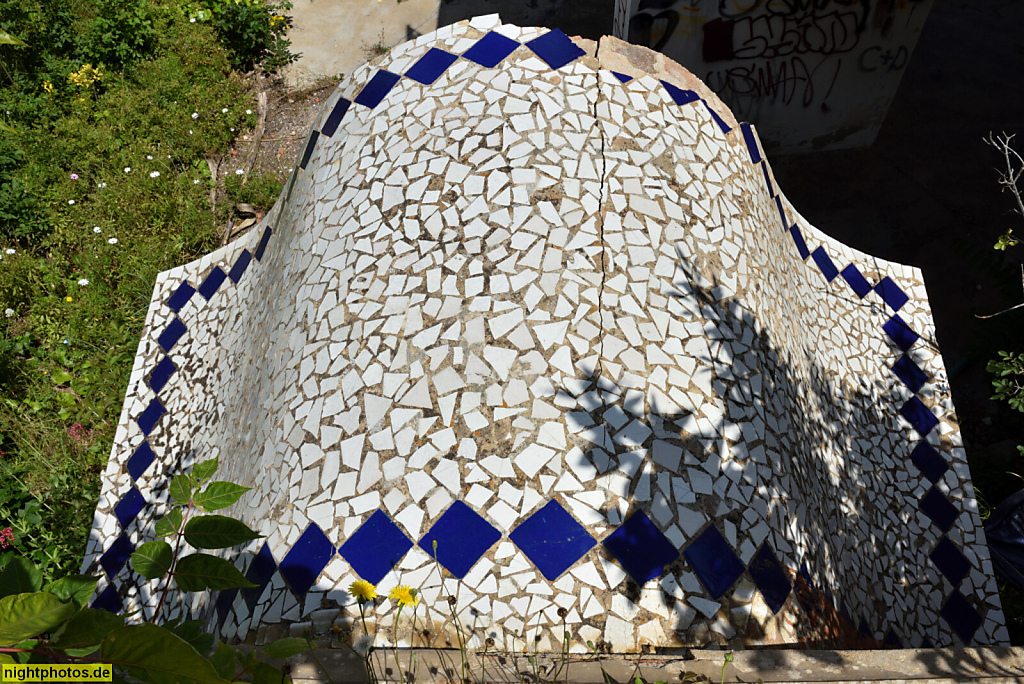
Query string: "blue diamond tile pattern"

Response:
xmin=882 ymin=314 xmax=918 ymax=352
xmin=354 ymin=70 xmax=402 ymax=109
xmin=228 ymin=249 xmax=252 ymax=284
xmin=100 ymin=534 xmax=134 ymax=577
xmin=810 ymin=246 xmax=839 ymax=283
xmin=339 ymin=510 xmax=414 ymax=584
xmin=760 ymin=164 xmax=775 ymax=197
xmin=405 ymin=47 xmax=460 ymax=85
xmin=921 ymin=486 xmax=959 ymax=532
xmin=92 ymin=584 xmax=122 ymax=613
xmin=741 ymin=123 xmax=762 ymax=163
xmin=789 ymin=225 xmax=810 ymax=260
xmin=602 ymin=510 xmax=679 ymax=584
xmin=941 ymin=590 xmax=982 ymax=643
xmin=611 ymin=71 xmax=633 ymax=83
xmin=703 ymin=101 xmax=732 ymax=134
xmin=931 ymin=536 xmax=970 ymax=586
xmin=892 ymin=354 xmax=928 ymax=393
xmin=525 ymin=29 xmax=585 ymax=70
xmin=243 ymin=543 xmax=277 ymax=610
xmin=198 ymin=266 xmax=227 ymax=301
xmin=461 ymin=31 xmax=519 ymax=68
xmin=900 ymin=396 xmax=938 ymax=436
xmin=661 ymin=80 xmax=700 ymax=106
xmin=148 ymin=355 xmax=176 ymax=394
xmin=157 ymin=318 xmax=187 ymax=353
xmin=166 ymin=281 xmax=195 ymax=312
xmin=321 ymin=97 xmax=350 ymax=137
xmin=254 ymin=227 xmax=272 ymax=261
xmin=126 ymin=441 xmax=155 ymax=481
xmin=775 ymin=196 xmax=788 ymax=228
xmin=299 ymin=130 xmax=319 ymax=170
xmin=875 ymin=276 xmax=909 ymax=311
xmin=747 ymin=544 xmax=792 ymax=614
xmin=509 ymin=500 xmax=595 ymax=581
xmin=419 ymin=500 xmax=501 ymax=579
xmin=684 ymin=524 xmax=746 ymax=599
xmin=215 ymin=587 xmax=238 ymax=627
xmin=884 ymin=629 xmax=903 ymax=648
xmin=137 ymin=398 xmax=166 ymax=436
xmin=840 ymin=264 xmax=872 ymax=298
xmin=279 ymin=524 xmax=335 ymax=596
xmin=114 ymin=487 xmax=146 ymax=528
xmin=910 ymin=441 xmax=949 ymax=484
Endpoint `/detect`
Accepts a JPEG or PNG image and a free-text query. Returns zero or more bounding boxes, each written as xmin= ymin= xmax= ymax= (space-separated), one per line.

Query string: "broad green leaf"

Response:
xmin=193 ymin=482 xmax=251 ymax=511
xmin=169 ymin=619 xmax=214 ymax=655
xmin=209 ymin=642 xmax=235 ymax=680
xmin=169 ymin=474 xmax=193 ymax=503
xmin=50 ymin=369 xmax=72 ymax=384
xmin=183 ymin=515 xmax=262 ymax=549
xmin=99 ymin=623 xmax=232 ymax=684
xmin=155 ymin=509 xmax=184 ymax=538
xmin=192 ymin=457 xmax=219 ymax=482
xmin=0 ymin=30 xmax=26 ymax=46
xmin=249 ymin=660 xmax=289 ymax=684
xmin=0 ymin=654 xmax=14 ymax=666
xmin=52 ymin=608 xmax=123 ymax=649
xmin=44 ymin=575 xmax=100 ymax=608
xmin=261 ymin=636 xmax=308 ymax=659
xmin=0 ymin=120 xmax=18 ymax=135
xmin=0 ymin=557 xmax=43 ymax=599
xmin=9 ymin=639 xmax=39 ymax=664
xmin=173 ymin=554 xmax=255 ymax=592
xmin=131 ymin=541 xmax=174 ymax=579
xmin=0 ymin=592 xmax=77 ymax=646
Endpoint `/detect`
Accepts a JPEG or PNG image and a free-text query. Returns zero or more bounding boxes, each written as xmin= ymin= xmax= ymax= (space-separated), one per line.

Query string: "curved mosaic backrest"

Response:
xmin=82 ymin=14 xmax=1007 ymax=650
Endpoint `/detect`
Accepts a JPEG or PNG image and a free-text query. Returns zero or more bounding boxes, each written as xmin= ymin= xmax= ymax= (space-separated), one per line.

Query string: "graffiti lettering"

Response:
xmin=856 ymin=44 xmax=909 ymax=72
xmin=705 ymin=55 xmax=841 ymax=108
xmin=702 ymin=11 xmax=860 ymax=61
xmin=717 ymin=0 xmax=870 ymax=33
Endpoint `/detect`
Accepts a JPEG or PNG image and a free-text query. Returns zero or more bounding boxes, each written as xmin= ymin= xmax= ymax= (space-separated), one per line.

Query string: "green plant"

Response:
xmin=225 ymin=169 xmax=283 ymax=212
xmin=989 ymin=351 xmax=1024 ymax=414
xmin=190 ymin=0 xmax=297 ymax=73
xmin=80 ymin=0 xmax=156 ymax=73
xmin=362 ymin=29 xmax=390 ymax=62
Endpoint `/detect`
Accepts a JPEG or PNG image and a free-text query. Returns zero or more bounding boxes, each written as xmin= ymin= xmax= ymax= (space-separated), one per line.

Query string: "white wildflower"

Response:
xmin=4 ymin=308 xmax=13 ymax=318
xmin=235 ymin=169 xmax=244 ymax=175
xmin=93 ymin=226 xmax=102 ymax=233
xmin=150 ymin=171 xmax=160 ymax=178
xmin=124 ymin=167 xmax=131 ymax=173
xmin=78 ymin=278 xmax=89 ymax=286
xmin=192 ymin=112 xmax=199 ymax=119
xmin=353 ymin=635 xmax=373 ymax=657
xmin=108 ymin=238 xmax=118 ymax=245
xmin=222 ymin=108 xmax=228 ymax=113
xmin=68 ymin=200 xmax=75 ymax=205
xmin=5 ymin=249 xmax=14 ymax=255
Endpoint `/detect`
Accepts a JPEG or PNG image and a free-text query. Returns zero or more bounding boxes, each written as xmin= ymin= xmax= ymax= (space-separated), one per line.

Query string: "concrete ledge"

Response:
xmin=250 ymin=647 xmax=1024 ymax=683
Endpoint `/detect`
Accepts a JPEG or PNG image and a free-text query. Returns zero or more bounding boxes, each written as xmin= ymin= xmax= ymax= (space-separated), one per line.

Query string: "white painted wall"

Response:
xmin=614 ymin=0 xmax=934 ymax=153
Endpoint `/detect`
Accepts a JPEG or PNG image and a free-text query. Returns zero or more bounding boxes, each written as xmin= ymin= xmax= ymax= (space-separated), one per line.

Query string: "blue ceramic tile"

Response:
xmin=198 ymin=266 xmax=227 ymax=301
xmin=243 ymin=543 xmax=277 ymax=610
xmin=900 ymin=396 xmax=938 ymax=436
xmin=510 ymin=500 xmax=595 ymax=581
xmin=405 ymin=47 xmax=459 ymax=85
xmin=92 ymin=584 xmax=122 ymax=613
xmin=149 ymin=356 xmax=176 ymax=394
xmin=874 ymin=276 xmax=909 ymax=311
xmin=419 ymin=500 xmax=501 ymax=579
xmin=940 ymin=590 xmax=982 ymax=643
xmin=883 ymin=315 xmax=918 ymax=352
xmin=228 ymin=249 xmax=251 ymax=284
xmin=774 ymin=196 xmax=788 ymax=230
xmin=892 ymin=354 xmax=927 ymax=393
xmin=683 ymin=524 xmax=745 ymax=599
xmin=741 ymin=123 xmax=762 ymax=164
xmin=883 ymin=629 xmax=903 ymax=648
xmin=339 ymin=510 xmax=414 ymax=584
xmin=137 ymin=398 xmax=166 ymax=436
xmin=703 ymin=100 xmax=732 ymax=134
xmin=215 ymin=587 xmax=238 ymax=627
xmin=603 ymin=510 xmax=679 ymax=585
xmin=526 ymin=28 xmax=586 ymax=70
xmin=920 ymin=637 xmax=934 ymax=648
xmin=100 ymin=533 xmax=134 ymax=577
xmin=127 ymin=441 xmax=155 ymax=481
xmin=810 ymin=246 xmax=839 ymax=283
xmin=114 ymin=487 xmax=146 ymax=528
xmin=661 ymin=81 xmax=700 ymax=106
xmin=254 ymin=227 xmax=273 ymax=261
xmin=789 ymin=225 xmax=810 ymax=260
xmin=299 ymin=130 xmax=319 ymax=170
xmin=321 ymin=97 xmax=351 ymax=137
xmin=910 ymin=441 xmax=949 ymax=484
xmin=797 ymin=561 xmax=815 ymax=590
xmin=157 ymin=318 xmax=187 ymax=353
xmin=921 ymin=486 xmax=959 ymax=532
xmin=611 ymin=71 xmax=633 ymax=83
xmin=353 ymin=70 xmax=402 ymax=109
xmin=930 ymin=536 xmax=970 ymax=586
xmin=760 ymin=163 xmax=775 ymax=197
xmin=858 ymin=616 xmax=871 ymax=637
xmin=279 ymin=524 xmax=335 ymax=596
xmin=461 ymin=31 xmax=520 ymax=69
xmin=747 ymin=544 xmax=792 ymax=614
xmin=166 ymin=281 xmax=195 ymax=312
xmin=840 ymin=263 xmax=872 ymax=298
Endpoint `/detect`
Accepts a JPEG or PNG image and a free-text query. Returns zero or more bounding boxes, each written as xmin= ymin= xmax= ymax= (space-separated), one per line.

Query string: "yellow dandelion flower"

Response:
xmin=42 ymin=81 xmax=54 ymax=94
xmin=388 ymin=585 xmax=418 ymax=607
xmin=348 ymin=579 xmax=377 ymax=603
xmin=65 ymin=296 xmax=73 ymax=302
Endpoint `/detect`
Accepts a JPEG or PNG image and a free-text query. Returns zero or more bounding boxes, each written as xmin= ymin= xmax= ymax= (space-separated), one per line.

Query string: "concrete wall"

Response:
xmin=615 ymin=0 xmax=934 ymax=153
